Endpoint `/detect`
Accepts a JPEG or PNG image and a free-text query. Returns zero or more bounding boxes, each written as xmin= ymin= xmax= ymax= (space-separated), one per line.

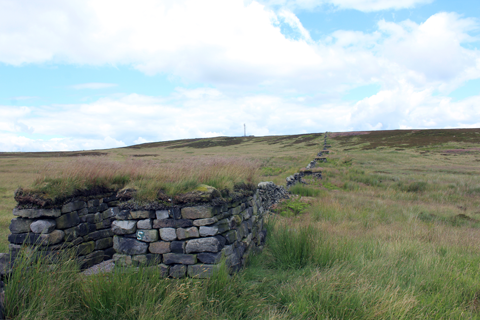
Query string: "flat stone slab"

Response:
xmin=185 ymin=237 xmax=221 ymax=253
xmin=13 ymin=208 xmax=61 ymax=219
xmin=149 ymin=241 xmax=171 ymax=254
xmin=163 ymin=253 xmax=197 ymax=265
xmin=181 ymin=206 xmax=215 ymax=220
xmin=9 ymin=218 xmax=33 ymax=234
xmin=199 ymin=226 xmax=218 ymax=237
xmin=112 ymin=220 xmax=137 ymax=235
xmin=136 ymin=229 xmax=159 ymax=242
xmin=113 ymin=236 xmax=148 ymax=255
xmin=176 ymin=227 xmax=199 ymax=240
xmin=159 ymin=228 xmax=177 ymax=241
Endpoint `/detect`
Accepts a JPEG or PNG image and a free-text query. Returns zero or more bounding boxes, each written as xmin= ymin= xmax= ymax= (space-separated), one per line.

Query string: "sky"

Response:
xmin=1 ymin=0 xmax=480 ymax=152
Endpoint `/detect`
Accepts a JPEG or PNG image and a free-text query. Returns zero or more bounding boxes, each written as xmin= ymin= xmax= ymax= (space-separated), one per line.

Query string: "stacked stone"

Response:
xmin=112 ymin=197 xmax=267 ymax=278
xmin=306 ymin=160 xmax=316 ymax=169
xmin=286 ymin=173 xmax=307 ymax=188
xmin=286 ymin=132 xmax=329 ymax=189
xmin=7 ymin=195 xmax=117 ymax=270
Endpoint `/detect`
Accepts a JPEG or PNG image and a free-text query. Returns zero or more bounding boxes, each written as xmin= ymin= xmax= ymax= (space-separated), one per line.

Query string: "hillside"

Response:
xmin=3 ymin=128 xmax=480 ymax=319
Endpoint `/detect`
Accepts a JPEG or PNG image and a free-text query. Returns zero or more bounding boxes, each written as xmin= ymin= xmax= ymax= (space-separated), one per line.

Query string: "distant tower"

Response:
xmin=244 ymin=124 xmax=246 ymax=137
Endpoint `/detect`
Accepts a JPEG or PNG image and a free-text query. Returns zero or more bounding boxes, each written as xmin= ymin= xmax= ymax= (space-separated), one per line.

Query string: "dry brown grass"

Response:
xmin=25 ymin=156 xmax=261 ymax=202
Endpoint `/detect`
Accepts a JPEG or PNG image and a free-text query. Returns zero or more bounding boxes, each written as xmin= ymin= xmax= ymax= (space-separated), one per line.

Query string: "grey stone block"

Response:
xmin=81 ymin=214 xmax=95 ymax=224
xmin=13 ymin=208 xmax=61 ymax=219
xmin=130 ymin=211 xmax=152 ymax=219
xmin=61 ymin=201 xmax=86 ymax=213
xmin=136 ymin=229 xmax=159 ymax=242
xmin=197 ymin=252 xmax=222 ymax=264
xmin=193 ymin=217 xmax=217 ymax=226
xmin=98 ymin=202 xmax=108 ymax=212
xmin=95 ymin=237 xmax=113 ymax=250
xmin=112 ymin=220 xmax=137 ymax=235
xmin=8 ymin=232 xmax=40 ymax=245
xmin=169 ymin=264 xmax=186 ymax=278
xmin=185 ymin=237 xmax=221 ymax=253
xmin=215 ymin=219 xmax=230 ymax=234
xmin=222 ymin=245 xmax=234 ymax=256
xmin=102 ymin=207 xmax=119 ymax=219
xmin=88 ymin=199 xmax=100 ymax=208
xmin=113 ymin=236 xmax=148 ymax=255
xmin=94 ymin=212 xmax=103 ymax=223
xmin=163 ymin=253 xmax=197 ymax=265
xmin=137 ymin=219 xmax=152 ymax=229
xmin=176 ymin=227 xmax=199 ymax=240
xmin=224 ymin=230 xmax=237 ymax=244
xmin=9 ymin=217 xmax=33 ymax=234
xmin=181 ymin=206 xmax=216 ymax=219
xmin=155 ymin=210 xmax=169 ymax=220
xmin=131 ymin=254 xmax=160 ymax=266
xmin=84 ymin=229 xmax=113 ymax=241
xmin=159 ymin=228 xmax=176 ymax=241
xmin=199 ymin=226 xmax=218 ymax=237
xmin=77 ymin=241 xmax=95 ymax=255
xmin=171 ymin=241 xmax=185 ymax=253
xmin=149 ymin=241 xmax=171 ymax=254
xmin=55 ymin=212 xmax=80 ymax=229
xmin=188 ymin=264 xmax=219 ymax=278
xmin=38 ymin=230 xmax=65 ymax=246
xmin=214 ymin=235 xmax=226 ymax=248
xmin=169 ymin=208 xmax=182 ymax=219
xmin=242 ymin=208 xmax=252 ymax=220
xmin=116 ymin=210 xmax=131 ymax=220
xmin=153 ymin=219 xmax=193 ymax=228
xmin=77 ymin=208 xmax=88 ymax=216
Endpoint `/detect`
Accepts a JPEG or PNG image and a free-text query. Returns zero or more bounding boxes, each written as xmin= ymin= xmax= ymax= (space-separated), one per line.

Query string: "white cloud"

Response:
xmin=0 ymin=1 xmax=478 ymax=96
xmin=134 ymin=137 xmax=151 ymax=144
xmin=258 ymin=0 xmax=433 ymax=12
xmin=0 ymin=1 xmax=480 ymax=151
xmin=0 ymin=133 xmax=126 ymax=152
xmin=70 ymin=83 xmax=117 ymax=90
xmin=2 ymin=86 xmax=480 ymax=151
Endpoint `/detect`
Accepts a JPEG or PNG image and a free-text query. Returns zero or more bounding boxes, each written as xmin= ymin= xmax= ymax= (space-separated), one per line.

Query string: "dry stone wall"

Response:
xmin=7 ymin=195 xmax=117 ymax=270
xmin=3 ymin=182 xmax=287 ymax=279
xmin=286 ymin=132 xmax=328 ymax=188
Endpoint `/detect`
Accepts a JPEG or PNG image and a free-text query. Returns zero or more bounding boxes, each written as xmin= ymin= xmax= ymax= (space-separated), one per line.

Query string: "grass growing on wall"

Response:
xmin=24 ymin=156 xmax=261 ymax=202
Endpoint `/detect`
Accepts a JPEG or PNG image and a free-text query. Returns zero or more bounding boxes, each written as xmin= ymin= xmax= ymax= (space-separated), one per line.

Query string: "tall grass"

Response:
xmin=289 ymin=184 xmax=321 ymax=197
xmin=26 ymin=156 xmax=260 ymax=201
xmin=5 ymin=247 xmax=80 ymax=318
xmin=7 ymin=216 xmax=480 ymax=319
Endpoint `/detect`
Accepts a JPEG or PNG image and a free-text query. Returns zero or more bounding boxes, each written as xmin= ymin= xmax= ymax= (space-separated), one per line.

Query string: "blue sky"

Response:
xmin=1 ymin=0 xmax=479 ymax=151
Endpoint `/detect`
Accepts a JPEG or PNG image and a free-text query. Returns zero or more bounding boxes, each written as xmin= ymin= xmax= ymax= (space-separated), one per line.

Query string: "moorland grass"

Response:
xmin=25 ymin=156 xmax=260 ymax=202
xmin=3 ymin=129 xmax=480 ymax=318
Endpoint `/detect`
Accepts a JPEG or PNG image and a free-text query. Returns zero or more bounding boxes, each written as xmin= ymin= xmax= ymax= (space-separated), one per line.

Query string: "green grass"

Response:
xmin=288 ymin=184 xmax=321 ymax=197
xmin=5 ymin=129 xmax=480 ymax=318
xmin=8 ymin=217 xmax=480 ymax=319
